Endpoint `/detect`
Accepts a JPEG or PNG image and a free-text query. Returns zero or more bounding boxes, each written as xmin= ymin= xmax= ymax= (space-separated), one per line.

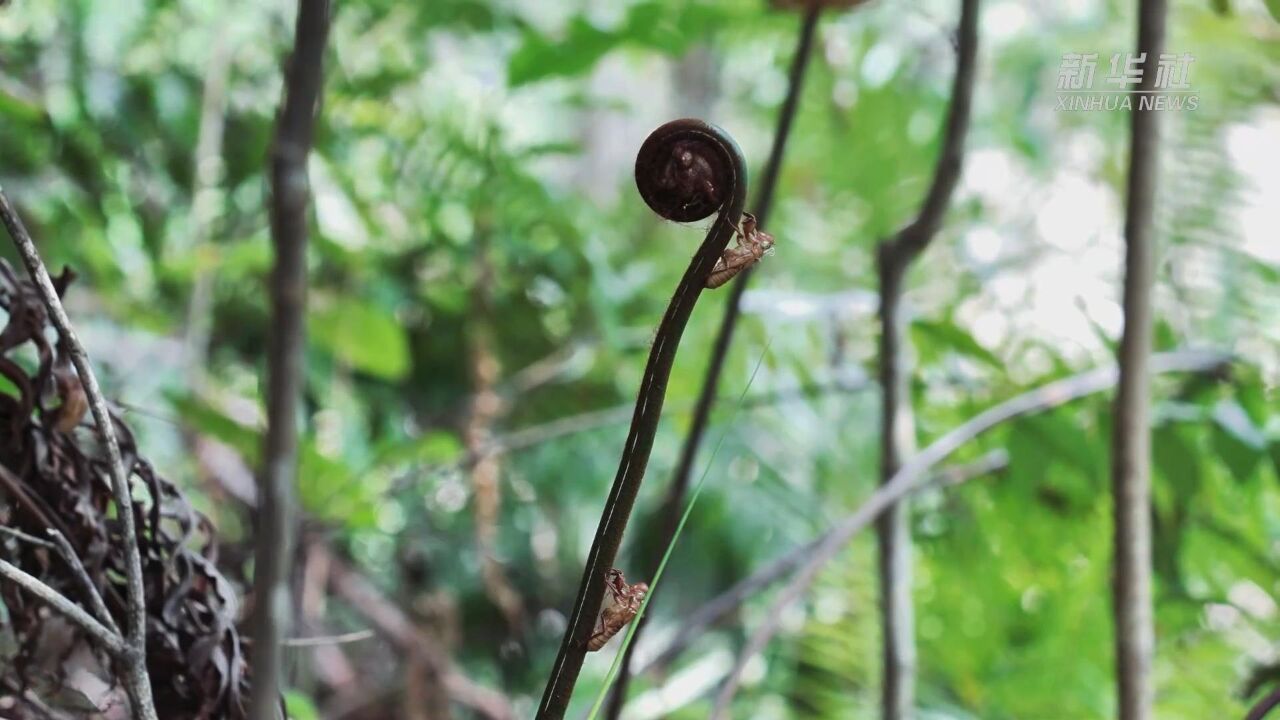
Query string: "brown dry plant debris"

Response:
xmin=0 ymin=260 xmax=249 ymax=719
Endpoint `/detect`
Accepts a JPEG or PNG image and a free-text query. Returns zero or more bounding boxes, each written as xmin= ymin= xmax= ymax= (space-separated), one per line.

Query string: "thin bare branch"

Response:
xmin=46 ymin=530 xmax=120 ymax=636
xmin=248 ymin=1 xmax=332 ymax=716
xmin=0 ymin=558 xmax=127 ymax=658
xmin=0 ymin=187 xmax=158 ymax=719
xmin=709 ymin=350 xmax=1229 ymax=717
xmin=281 ymin=629 xmax=375 ymax=647
xmin=1112 ymin=0 xmax=1166 ymax=716
xmin=0 ymin=467 xmax=112 ymax=633
xmin=0 ymin=525 xmax=56 ymax=549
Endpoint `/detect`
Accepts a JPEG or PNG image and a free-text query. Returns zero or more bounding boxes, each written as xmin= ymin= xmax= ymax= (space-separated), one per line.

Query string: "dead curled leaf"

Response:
xmin=0 ymin=260 xmax=250 ymax=719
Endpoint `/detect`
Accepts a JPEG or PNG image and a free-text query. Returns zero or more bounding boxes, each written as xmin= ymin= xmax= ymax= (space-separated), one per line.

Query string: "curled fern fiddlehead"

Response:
xmin=536 ymin=119 xmax=747 ymax=719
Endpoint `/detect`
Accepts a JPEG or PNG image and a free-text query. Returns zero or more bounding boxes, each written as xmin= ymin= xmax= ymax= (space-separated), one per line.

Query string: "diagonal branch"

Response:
xmin=0 ymin=558 xmax=126 ymax=659
xmin=0 ymin=187 xmax=158 ymax=719
xmin=1246 ymin=686 xmax=1280 ymax=720
xmin=634 ymin=450 xmax=1007 ymax=679
xmin=48 ymin=527 xmax=121 ymax=636
xmin=708 ymin=349 xmax=1230 ymax=717
xmin=248 ymin=0 xmax=332 ymax=717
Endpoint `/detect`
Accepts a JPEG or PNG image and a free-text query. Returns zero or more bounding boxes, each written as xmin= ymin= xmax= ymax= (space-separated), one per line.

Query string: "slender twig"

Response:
xmin=0 ymin=188 xmax=158 ymax=718
xmin=0 ymin=525 xmax=56 ymax=549
xmin=634 ymin=450 xmax=1007 ymax=679
xmin=1246 ymin=686 xmax=1280 ymax=720
xmin=708 ymin=350 xmax=1230 ymax=717
xmin=45 ymin=529 xmax=120 ymax=635
xmin=281 ymin=629 xmax=374 ymax=647
xmin=1113 ymin=0 xmax=1166 ymax=717
xmin=873 ymin=0 xmax=979 ymax=716
xmin=605 ymin=11 xmax=821 ymax=716
xmin=248 ymin=1 xmax=332 ymax=717
xmin=0 ymin=558 xmax=127 ymax=658
xmin=537 ymin=119 xmax=748 ymax=719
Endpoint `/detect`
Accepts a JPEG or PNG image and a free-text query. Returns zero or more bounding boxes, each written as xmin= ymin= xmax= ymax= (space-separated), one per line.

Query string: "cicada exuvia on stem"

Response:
xmin=587 ymin=569 xmax=648 ymax=651
xmin=705 ymin=211 xmax=775 ymax=289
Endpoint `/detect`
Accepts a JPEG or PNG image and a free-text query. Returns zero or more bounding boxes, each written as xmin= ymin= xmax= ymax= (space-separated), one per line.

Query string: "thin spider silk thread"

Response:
xmin=586 ymin=334 xmax=776 ymax=719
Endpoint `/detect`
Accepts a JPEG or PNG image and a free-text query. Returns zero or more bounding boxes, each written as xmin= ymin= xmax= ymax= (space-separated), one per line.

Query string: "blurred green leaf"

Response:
xmin=1265 ymin=0 xmax=1280 ymax=22
xmin=911 ymin=319 xmax=1002 ymax=370
xmin=284 ymin=690 xmax=320 ymax=720
xmin=1210 ymin=401 xmax=1266 ymax=482
xmin=298 ymin=443 xmax=376 ymax=528
xmin=1154 ymin=425 xmax=1202 ymax=500
xmin=0 ymin=374 xmax=20 ymax=400
xmin=0 ymin=89 xmax=46 ymax=125
xmin=309 ymin=300 xmax=410 ymax=380
xmin=508 ymin=2 xmax=729 ymax=86
xmin=168 ymin=394 xmax=261 ymax=463
xmin=376 ymin=430 xmax=464 ymax=466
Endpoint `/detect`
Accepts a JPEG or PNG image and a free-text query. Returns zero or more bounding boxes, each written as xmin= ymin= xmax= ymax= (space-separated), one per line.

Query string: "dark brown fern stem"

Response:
xmin=1247 ymin=687 xmax=1280 ymax=720
xmin=536 ymin=119 xmax=748 ymax=719
xmin=603 ymin=8 xmax=821 ymax=717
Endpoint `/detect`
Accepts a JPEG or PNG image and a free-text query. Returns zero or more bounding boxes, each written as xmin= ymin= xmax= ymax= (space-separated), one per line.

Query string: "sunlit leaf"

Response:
xmin=284 ymin=690 xmax=320 ymax=720
xmin=309 ymin=300 xmax=410 ymax=380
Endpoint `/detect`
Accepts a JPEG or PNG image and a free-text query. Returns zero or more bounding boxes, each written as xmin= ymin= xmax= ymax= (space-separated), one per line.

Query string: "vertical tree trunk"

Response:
xmin=1112 ymin=0 xmax=1166 ymax=717
xmin=466 ymin=222 xmax=524 ymax=633
xmin=248 ymin=1 xmax=331 ymax=717
xmin=876 ymin=257 xmax=917 ymax=720
xmin=873 ymin=1 xmax=979 ymax=717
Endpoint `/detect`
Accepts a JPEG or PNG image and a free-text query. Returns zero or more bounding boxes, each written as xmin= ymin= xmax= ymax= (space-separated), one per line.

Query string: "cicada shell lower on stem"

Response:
xmin=587 ymin=569 xmax=648 ymax=651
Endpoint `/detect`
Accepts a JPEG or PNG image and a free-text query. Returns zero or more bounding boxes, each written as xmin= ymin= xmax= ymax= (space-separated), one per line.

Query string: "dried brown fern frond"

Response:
xmin=0 ymin=259 xmax=249 ymax=719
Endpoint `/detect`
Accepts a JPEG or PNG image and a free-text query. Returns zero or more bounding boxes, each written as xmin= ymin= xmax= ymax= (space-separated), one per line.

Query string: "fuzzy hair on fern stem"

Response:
xmin=536 ymin=119 xmax=748 ymax=719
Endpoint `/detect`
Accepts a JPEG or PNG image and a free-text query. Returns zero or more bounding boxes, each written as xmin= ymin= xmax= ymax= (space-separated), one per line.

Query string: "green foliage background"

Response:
xmin=2 ymin=0 xmax=1279 ymax=717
